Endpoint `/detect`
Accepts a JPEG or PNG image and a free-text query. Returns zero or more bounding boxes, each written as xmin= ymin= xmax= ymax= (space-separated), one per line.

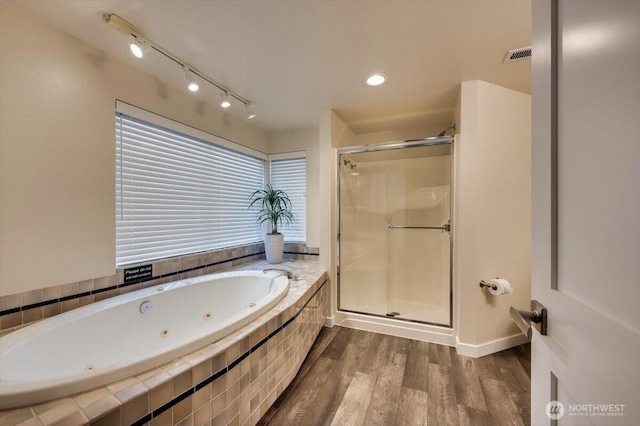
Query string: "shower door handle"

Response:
xmin=387 ymin=223 xmax=451 ymax=232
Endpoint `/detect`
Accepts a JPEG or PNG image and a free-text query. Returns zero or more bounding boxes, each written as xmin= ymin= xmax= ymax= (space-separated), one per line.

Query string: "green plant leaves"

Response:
xmin=249 ymin=184 xmax=294 ymax=234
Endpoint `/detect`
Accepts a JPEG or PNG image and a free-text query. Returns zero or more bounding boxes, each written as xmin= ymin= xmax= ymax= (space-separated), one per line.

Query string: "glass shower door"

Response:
xmin=339 ymin=156 xmax=390 ymax=317
xmin=338 ymin=144 xmax=452 ymax=327
xmin=386 ymin=151 xmax=451 ymax=325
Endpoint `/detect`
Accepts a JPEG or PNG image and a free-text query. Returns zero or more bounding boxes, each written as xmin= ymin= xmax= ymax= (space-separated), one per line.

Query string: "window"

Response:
xmin=269 ymin=154 xmax=306 ymax=242
xmin=115 ymin=103 xmax=265 ymax=266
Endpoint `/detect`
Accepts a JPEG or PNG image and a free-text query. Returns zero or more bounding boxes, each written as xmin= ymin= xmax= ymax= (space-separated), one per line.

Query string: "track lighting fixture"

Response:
xmin=245 ymin=104 xmax=256 ymax=119
xmin=220 ymin=92 xmax=231 ymax=109
xmin=103 ymin=13 xmax=256 ymax=119
xmin=184 ymin=67 xmax=199 ymax=92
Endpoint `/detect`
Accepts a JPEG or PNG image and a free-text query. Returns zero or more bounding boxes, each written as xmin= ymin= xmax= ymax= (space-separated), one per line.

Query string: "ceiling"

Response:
xmin=9 ymin=0 xmax=531 ymax=134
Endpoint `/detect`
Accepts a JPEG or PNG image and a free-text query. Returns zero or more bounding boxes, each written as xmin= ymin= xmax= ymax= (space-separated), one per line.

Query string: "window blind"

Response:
xmin=269 ymin=157 xmax=306 ymax=242
xmin=116 ymin=113 xmax=265 ymax=266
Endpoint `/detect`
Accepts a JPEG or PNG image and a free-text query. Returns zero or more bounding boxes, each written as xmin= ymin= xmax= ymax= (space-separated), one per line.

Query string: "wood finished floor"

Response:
xmin=258 ymin=326 xmax=531 ymax=426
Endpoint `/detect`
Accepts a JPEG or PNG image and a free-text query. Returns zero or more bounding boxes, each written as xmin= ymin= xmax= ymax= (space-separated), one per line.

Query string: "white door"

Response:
xmin=531 ymin=1 xmax=640 ymax=425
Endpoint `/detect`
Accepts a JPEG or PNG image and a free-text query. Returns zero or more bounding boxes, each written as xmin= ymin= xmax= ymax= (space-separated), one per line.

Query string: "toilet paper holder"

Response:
xmin=479 ymin=279 xmax=498 ymax=290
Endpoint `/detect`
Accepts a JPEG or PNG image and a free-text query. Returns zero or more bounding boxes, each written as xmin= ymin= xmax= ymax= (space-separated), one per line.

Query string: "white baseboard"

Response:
xmin=334 ymin=311 xmax=455 ymax=346
xmin=327 ymin=312 xmax=527 ymax=357
xmin=323 ymin=316 xmax=335 ymax=327
xmin=455 ymin=333 xmax=529 ymax=358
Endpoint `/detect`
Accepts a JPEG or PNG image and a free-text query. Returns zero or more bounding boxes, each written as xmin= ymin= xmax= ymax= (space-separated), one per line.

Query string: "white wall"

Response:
xmin=268 ymin=127 xmax=320 ymax=247
xmin=318 ymin=110 xmax=353 ymax=318
xmin=455 ymin=80 xmax=531 ymax=349
xmin=0 ymin=2 xmax=268 ymax=296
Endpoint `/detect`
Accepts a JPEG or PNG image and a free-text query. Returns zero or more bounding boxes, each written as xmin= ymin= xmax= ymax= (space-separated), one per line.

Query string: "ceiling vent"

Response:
xmin=504 ymin=47 xmax=532 ymax=63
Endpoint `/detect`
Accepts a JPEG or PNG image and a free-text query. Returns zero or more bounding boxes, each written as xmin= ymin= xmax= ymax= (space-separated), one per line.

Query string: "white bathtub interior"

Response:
xmin=339 ymin=143 xmax=451 ymax=326
xmin=0 ymin=270 xmax=289 ymax=410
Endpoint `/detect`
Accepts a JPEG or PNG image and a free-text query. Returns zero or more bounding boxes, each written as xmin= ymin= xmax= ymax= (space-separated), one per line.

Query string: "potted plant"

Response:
xmin=249 ymin=184 xmax=294 ymax=264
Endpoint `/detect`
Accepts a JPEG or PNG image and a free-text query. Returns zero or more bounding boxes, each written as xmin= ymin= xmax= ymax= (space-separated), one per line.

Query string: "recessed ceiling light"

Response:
xmin=366 ymin=73 xmax=386 ymax=86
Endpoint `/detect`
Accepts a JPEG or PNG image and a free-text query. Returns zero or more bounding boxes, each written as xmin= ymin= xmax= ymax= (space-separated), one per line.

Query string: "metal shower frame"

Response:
xmin=336 ymin=135 xmax=455 ymax=328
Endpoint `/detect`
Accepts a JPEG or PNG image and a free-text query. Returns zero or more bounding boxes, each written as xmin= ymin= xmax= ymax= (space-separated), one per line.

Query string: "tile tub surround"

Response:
xmin=0 ymin=260 xmax=328 ymax=426
xmin=282 ymin=243 xmax=319 ymax=262
xmin=0 ymin=243 xmax=264 ymax=333
xmin=0 ymin=243 xmax=319 ymax=334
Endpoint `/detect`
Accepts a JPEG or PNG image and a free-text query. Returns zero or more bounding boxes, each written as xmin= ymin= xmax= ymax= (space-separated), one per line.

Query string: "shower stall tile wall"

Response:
xmin=0 ymin=262 xmax=328 ymax=426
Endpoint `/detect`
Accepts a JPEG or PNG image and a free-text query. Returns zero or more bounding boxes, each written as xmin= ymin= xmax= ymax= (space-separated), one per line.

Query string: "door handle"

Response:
xmin=510 ymin=300 xmax=547 ymax=339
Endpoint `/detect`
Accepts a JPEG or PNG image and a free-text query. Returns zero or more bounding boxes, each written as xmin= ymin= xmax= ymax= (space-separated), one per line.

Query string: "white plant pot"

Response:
xmin=264 ymin=233 xmax=284 ymax=264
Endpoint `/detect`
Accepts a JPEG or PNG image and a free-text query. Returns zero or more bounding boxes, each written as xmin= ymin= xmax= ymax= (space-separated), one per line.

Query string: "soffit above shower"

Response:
xmin=8 ymin=0 xmax=531 ymax=133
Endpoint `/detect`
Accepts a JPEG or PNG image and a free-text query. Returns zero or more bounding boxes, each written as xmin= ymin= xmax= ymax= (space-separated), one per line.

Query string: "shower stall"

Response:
xmin=338 ymin=137 xmax=453 ymax=328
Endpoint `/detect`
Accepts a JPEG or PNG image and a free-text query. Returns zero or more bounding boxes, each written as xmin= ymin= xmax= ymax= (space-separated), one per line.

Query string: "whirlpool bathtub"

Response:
xmin=0 ymin=270 xmax=289 ymax=409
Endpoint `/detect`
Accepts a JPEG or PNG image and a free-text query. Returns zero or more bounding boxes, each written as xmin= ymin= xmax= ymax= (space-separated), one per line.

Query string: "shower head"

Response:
xmin=342 ymin=155 xmax=358 ymax=169
xmin=341 ymin=155 xmax=360 ymax=175
xmin=438 ymin=124 xmax=456 ymax=137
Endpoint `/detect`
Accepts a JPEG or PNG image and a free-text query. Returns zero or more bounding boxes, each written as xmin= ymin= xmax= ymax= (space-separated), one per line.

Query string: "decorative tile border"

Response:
xmin=282 ymin=242 xmax=319 ymax=261
xmin=0 ymin=260 xmax=328 ymax=426
xmin=0 ymin=243 xmax=320 ymax=334
xmin=0 ymin=251 xmax=262 ymax=317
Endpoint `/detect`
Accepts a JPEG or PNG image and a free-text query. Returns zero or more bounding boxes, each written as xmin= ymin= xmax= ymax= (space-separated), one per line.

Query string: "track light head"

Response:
xmin=220 ymin=92 xmax=231 ymax=109
xmin=129 ymin=37 xmax=147 ymax=59
xmin=184 ymin=67 xmax=199 ymax=92
xmin=245 ymin=104 xmax=256 ymax=119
